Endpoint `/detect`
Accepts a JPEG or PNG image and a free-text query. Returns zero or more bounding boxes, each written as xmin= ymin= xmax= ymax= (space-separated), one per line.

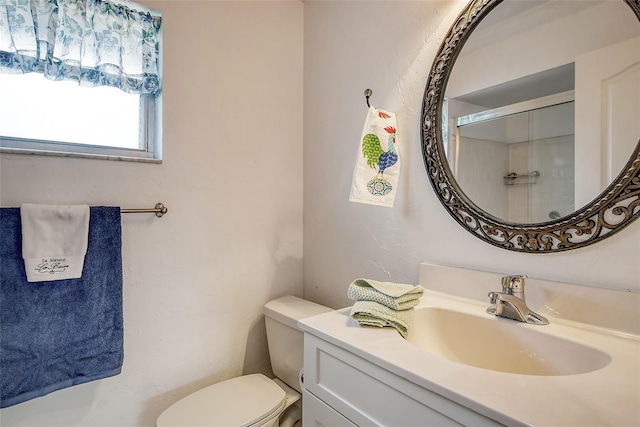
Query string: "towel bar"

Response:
xmin=121 ymin=202 xmax=168 ymax=218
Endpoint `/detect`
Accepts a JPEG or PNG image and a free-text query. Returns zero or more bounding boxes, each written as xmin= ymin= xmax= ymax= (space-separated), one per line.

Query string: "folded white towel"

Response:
xmin=350 ymin=301 xmax=414 ymax=338
xmin=347 ymin=278 xmax=424 ymax=310
xmin=20 ymin=204 xmax=90 ymax=282
xmin=349 ymin=106 xmax=401 ymax=208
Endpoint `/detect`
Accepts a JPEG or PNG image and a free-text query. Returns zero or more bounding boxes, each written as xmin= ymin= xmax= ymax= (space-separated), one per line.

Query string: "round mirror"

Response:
xmin=421 ymin=0 xmax=640 ymax=252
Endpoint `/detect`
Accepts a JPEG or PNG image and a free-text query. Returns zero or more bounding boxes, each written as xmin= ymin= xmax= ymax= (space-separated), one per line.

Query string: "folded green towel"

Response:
xmin=350 ymin=300 xmax=414 ymax=338
xmin=347 ymin=278 xmax=424 ymax=310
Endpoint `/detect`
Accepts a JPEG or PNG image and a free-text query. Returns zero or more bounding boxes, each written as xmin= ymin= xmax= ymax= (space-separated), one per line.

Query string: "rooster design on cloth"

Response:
xmin=350 ymin=106 xmax=401 ymax=207
xmin=362 ymin=124 xmax=398 ymax=195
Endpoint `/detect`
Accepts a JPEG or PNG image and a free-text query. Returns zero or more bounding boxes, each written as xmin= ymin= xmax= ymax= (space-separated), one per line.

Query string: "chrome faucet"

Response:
xmin=487 ymin=275 xmax=549 ymax=325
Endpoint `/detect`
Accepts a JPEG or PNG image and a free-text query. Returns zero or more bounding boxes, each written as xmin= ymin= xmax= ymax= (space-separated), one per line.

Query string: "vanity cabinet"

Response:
xmin=299 ymin=265 xmax=640 ymax=426
xmin=302 ymin=333 xmax=501 ymax=427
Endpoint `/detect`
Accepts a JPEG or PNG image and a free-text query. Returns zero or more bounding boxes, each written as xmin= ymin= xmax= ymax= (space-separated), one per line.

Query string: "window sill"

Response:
xmin=0 ymin=147 xmax=162 ymax=164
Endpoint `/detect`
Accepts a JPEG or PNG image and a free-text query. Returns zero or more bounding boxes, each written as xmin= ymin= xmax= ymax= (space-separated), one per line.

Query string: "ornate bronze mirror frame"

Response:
xmin=421 ymin=0 xmax=640 ymax=253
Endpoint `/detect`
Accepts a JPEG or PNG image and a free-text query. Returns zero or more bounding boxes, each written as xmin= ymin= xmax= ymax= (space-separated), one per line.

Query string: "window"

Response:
xmin=0 ymin=0 xmax=162 ymax=162
xmin=0 ymin=73 xmax=160 ymax=161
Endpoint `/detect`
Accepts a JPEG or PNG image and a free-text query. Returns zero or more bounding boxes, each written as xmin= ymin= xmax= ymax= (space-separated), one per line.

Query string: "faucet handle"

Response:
xmin=501 ymin=275 xmax=527 ymax=292
xmin=510 ymin=275 xmax=526 ymax=291
xmin=501 ymin=275 xmax=527 ymax=302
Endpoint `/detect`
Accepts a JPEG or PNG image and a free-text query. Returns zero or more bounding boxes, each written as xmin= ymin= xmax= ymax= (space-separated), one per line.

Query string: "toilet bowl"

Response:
xmin=156 ymin=296 xmax=332 ymax=427
xmin=156 ymin=374 xmax=299 ymax=427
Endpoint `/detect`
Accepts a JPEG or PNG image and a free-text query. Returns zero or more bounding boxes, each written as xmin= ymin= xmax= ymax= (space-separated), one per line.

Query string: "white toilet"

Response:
xmin=156 ymin=295 xmax=332 ymax=427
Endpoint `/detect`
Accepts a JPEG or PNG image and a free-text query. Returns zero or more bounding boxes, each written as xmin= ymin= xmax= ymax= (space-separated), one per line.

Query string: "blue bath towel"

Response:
xmin=0 ymin=207 xmax=123 ymax=408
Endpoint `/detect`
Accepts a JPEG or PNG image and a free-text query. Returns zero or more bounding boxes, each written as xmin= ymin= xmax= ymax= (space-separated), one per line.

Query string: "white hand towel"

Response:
xmin=350 ymin=301 xmax=414 ymax=339
xmin=347 ymin=278 xmax=424 ymax=310
xmin=349 ymin=106 xmax=401 ymax=207
xmin=20 ymin=204 xmax=90 ymax=282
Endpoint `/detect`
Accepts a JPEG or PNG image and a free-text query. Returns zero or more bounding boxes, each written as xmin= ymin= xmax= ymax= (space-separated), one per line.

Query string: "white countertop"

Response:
xmin=299 ymin=290 xmax=640 ymax=427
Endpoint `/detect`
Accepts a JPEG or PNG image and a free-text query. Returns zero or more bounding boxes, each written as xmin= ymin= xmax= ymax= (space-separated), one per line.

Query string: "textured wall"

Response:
xmin=1 ymin=1 xmax=638 ymax=425
xmin=302 ymin=0 xmax=639 ymax=310
xmin=0 ymin=2 xmax=303 ymax=425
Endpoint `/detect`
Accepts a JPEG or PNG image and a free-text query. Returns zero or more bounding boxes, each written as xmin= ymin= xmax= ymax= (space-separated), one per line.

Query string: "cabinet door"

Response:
xmin=304 ymin=334 xmax=502 ymax=427
xmin=303 ymin=390 xmax=356 ymax=427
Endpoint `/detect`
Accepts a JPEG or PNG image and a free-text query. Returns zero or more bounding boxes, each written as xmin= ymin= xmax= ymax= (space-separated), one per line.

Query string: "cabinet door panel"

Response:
xmin=304 ymin=334 xmax=502 ymax=427
xmin=303 ymin=390 xmax=357 ymax=427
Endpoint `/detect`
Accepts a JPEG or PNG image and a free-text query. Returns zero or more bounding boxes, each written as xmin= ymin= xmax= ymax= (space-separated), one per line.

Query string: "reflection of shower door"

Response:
xmin=527 ymin=103 xmax=575 ymax=224
xmin=456 ymin=97 xmax=575 ymax=223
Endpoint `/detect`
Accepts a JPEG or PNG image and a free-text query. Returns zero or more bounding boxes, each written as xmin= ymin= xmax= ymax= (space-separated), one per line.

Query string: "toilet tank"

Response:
xmin=264 ymin=296 xmax=332 ymax=393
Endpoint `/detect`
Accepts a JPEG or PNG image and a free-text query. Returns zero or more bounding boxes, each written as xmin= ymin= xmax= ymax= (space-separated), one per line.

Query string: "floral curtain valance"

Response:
xmin=0 ymin=0 xmax=162 ymax=95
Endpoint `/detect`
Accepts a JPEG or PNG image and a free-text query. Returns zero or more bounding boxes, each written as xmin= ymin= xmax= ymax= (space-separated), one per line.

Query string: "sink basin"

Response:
xmin=407 ymin=306 xmax=611 ymax=376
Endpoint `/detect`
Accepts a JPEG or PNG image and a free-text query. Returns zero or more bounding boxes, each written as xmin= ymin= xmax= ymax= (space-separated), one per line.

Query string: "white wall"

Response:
xmin=0 ymin=1 xmax=303 ymax=425
xmin=1 ymin=1 xmax=639 ymax=425
xmin=302 ymin=0 xmax=640 ymax=310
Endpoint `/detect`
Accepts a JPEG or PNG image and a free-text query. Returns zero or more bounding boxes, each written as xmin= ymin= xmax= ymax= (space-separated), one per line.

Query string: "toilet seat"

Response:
xmin=156 ymin=374 xmax=287 ymax=427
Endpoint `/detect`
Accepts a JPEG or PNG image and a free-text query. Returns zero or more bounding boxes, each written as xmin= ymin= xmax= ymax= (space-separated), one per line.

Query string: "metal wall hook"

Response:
xmin=364 ymin=88 xmax=372 ymax=107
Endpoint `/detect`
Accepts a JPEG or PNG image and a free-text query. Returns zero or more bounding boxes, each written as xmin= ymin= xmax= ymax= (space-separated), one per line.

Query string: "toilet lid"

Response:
xmin=157 ymin=374 xmax=286 ymax=427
